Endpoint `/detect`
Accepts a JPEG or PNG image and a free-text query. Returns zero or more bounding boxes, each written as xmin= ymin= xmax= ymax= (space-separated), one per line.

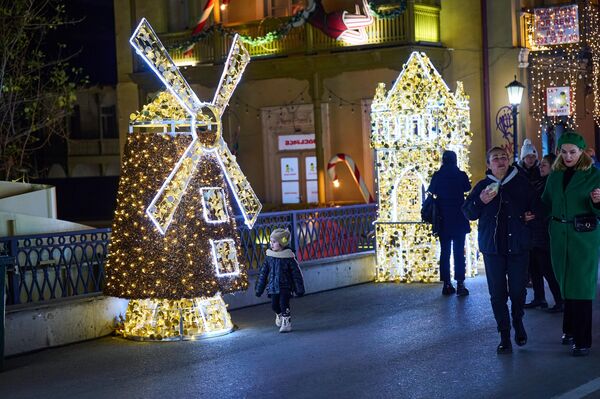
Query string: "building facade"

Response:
xmin=113 ymin=0 xmax=597 ymax=207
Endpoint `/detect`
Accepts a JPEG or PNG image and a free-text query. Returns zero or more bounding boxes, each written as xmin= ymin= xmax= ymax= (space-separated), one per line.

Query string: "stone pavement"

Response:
xmin=1 ymin=275 xmax=599 ymax=399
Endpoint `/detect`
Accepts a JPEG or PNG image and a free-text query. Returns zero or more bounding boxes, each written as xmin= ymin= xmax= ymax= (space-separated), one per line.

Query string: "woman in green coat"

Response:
xmin=542 ymin=131 xmax=600 ymax=357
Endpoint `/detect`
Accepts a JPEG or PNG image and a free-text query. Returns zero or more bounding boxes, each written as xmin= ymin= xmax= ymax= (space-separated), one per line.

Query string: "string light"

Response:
xmin=106 ymin=18 xmax=260 ymax=341
xmin=370 ymin=52 xmax=480 ymax=283
xmin=523 ymin=3 xmax=600 ymax=137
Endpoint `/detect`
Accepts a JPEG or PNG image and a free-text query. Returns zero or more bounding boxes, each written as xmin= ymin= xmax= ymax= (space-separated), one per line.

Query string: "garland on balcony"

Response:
xmin=368 ymin=0 xmax=407 ymax=19
xmin=167 ymin=0 xmax=407 ymax=51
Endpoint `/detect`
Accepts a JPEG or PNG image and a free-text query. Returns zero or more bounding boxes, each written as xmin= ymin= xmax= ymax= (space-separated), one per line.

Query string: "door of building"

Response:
xmin=278 ymin=152 xmax=318 ymax=204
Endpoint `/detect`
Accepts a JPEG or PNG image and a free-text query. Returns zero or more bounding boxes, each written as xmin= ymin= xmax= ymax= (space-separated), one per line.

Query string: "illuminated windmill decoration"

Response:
xmin=370 ymin=51 xmax=479 ymax=283
xmin=130 ymin=18 xmax=261 ymax=233
xmin=104 ymin=19 xmax=261 ymax=341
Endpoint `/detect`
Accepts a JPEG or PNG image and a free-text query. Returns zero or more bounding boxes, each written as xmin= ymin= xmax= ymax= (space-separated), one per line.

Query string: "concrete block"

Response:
xmin=5 ymin=296 xmax=128 ymax=356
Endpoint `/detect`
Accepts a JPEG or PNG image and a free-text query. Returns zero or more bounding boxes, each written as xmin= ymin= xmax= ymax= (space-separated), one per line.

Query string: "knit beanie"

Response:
xmin=557 ymin=130 xmax=587 ymax=150
xmin=270 ymin=228 xmax=291 ymax=248
xmin=520 ymin=139 xmax=538 ymax=160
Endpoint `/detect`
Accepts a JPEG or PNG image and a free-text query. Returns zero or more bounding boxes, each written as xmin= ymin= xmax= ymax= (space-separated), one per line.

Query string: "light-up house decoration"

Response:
xmin=104 ymin=19 xmax=261 ymax=341
xmin=370 ymin=51 xmax=479 ymax=283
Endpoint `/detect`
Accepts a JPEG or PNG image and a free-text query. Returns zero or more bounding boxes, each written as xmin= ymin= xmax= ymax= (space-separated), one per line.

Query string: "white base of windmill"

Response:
xmin=118 ymin=293 xmax=234 ymax=341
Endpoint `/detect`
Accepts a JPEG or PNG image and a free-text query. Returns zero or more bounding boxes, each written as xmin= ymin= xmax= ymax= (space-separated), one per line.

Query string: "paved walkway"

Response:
xmin=1 ymin=275 xmax=600 ymax=399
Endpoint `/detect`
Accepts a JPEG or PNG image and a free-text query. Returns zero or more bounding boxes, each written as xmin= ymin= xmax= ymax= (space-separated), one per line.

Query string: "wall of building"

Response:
xmin=323 ymin=69 xmax=399 ymax=203
xmin=113 ymin=0 xmax=489 ymax=203
xmin=440 ymin=0 xmax=485 ymax=180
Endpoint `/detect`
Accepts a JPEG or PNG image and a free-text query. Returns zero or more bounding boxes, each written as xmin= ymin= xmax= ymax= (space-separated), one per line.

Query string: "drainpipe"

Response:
xmin=481 ymin=0 xmax=492 ymax=150
xmin=310 ymin=72 xmax=326 ymax=204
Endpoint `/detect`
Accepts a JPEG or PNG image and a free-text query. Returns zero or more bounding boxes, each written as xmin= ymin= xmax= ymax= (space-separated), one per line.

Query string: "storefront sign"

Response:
xmin=278 ymin=134 xmax=316 ymax=151
xmin=280 ymin=157 xmax=299 ymax=181
xmin=281 ymin=181 xmax=300 ymax=204
xmin=546 ymin=86 xmax=571 ymax=116
xmin=534 ymin=5 xmax=579 ymax=46
xmin=305 ymin=156 xmax=317 ymax=180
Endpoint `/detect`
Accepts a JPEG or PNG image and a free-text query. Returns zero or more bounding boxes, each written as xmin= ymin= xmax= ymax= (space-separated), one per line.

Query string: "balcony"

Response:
xmin=161 ymin=1 xmax=440 ymax=66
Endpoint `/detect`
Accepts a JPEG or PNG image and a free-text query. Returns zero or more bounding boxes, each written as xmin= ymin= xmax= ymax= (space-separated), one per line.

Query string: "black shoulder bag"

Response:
xmin=573 ymin=214 xmax=598 ymax=232
xmin=421 ymin=192 xmax=441 ymax=236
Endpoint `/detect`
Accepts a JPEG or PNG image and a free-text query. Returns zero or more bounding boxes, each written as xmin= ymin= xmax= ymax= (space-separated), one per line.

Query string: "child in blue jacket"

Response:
xmin=255 ymin=228 xmax=305 ymax=333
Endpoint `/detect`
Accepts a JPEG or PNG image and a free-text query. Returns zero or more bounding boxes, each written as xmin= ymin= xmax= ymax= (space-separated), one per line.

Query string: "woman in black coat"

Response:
xmin=427 ymin=150 xmax=472 ymax=296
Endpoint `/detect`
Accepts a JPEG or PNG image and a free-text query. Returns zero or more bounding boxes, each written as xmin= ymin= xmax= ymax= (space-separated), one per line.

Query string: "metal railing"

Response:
xmin=237 ymin=204 xmax=377 ymax=271
xmin=0 ymin=229 xmax=111 ymax=306
xmin=161 ymin=2 xmax=440 ymax=66
xmin=0 ymin=256 xmax=13 ymax=370
xmin=0 ymin=204 xmax=376 ymax=306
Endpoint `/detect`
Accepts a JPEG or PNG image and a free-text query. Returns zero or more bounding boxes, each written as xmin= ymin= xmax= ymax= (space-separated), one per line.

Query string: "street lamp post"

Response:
xmin=506 ymin=76 xmax=525 ymax=163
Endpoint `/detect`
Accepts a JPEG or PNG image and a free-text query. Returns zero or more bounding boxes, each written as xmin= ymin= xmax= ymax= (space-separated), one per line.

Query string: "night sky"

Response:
xmin=55 ymin=0 xmax=117 ymax=85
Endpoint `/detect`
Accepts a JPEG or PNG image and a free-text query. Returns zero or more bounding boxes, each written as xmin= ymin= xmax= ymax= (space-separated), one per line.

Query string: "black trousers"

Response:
xmin=529 ymin=246 xmax=562 ymax=304
xmin=439 ymin=233 xmax=467 ymax=283
xmin=563 ymin=299 xmax=593 ymax=348
xmin=483 ymin=253 xmax=529 ymax=332
xmin=271 ymin=289 xmax=291 ymax=316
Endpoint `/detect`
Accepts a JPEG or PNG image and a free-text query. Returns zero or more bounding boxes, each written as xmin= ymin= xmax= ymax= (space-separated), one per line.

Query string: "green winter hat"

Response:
xmin=557 ymin=130 xmax=587 ymax=150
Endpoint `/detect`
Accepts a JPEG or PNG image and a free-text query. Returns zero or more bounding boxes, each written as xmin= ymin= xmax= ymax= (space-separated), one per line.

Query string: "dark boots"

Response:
xmin=442 ymin=282 xmax=456 ymax=295
xmin=442 ymin=281 xmax=470 ymax=296
xmin=456 ymin=281 xmax=469 ymax=297
xmin=497 ymin=330 xmax=512 ymax=354
xmin=513 ymin=318 xmax=527 ymax=346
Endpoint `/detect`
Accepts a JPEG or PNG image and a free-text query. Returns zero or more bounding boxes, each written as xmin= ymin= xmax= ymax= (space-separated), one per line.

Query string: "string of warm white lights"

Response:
xmin=230 ymin=85 xmax=367 ymax=120
xmin=370 ymin=52 xmax=479 ymax=283
xmin=106 ymin=18 xmax=259 ymax=341
xmin=524 ymin=3 xmax=600 ymax=136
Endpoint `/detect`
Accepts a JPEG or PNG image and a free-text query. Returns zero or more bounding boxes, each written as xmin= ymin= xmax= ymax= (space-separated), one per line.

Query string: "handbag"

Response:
xmin=573 ymin=214 xmax=599 ymax=233
xmin=421 ymin=192 xmax=441 ymax=235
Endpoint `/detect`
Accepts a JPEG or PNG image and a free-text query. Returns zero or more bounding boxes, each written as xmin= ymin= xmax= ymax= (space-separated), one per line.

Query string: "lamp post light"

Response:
xmin=506 ymin=76 xmax=525 ymax=163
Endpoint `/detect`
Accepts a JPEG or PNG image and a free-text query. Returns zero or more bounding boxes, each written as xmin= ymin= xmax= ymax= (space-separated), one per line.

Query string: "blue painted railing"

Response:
xmin=237 ymin=204 xmax=376 ymax=270
xmin=0 ymin=230 xmax=111 ymax=306
xmin=0 ymin=205 xmax=376 ymax=306
xmin=0 ymin=256 xmax=14 ymax=370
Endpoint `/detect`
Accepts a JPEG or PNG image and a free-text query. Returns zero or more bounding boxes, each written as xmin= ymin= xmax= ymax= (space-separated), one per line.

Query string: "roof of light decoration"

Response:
xmin=370 ymin=51 xmax=471 ymax=150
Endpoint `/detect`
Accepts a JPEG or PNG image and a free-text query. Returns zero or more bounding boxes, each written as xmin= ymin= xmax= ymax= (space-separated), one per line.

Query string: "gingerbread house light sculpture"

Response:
xmin=370 ymin=52 xmax=479 ymax=283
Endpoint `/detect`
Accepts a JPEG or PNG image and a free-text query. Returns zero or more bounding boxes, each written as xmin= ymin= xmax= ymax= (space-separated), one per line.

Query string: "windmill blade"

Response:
xmin=146 ymin=140 xmax=204 ymax=234
xmin=130 ymin=18 xmax=204 ymax=115
xmin=213 ymin=139 xmax=262 ymax=228
xmin=212 ymin=35 xmax=251 ymax=116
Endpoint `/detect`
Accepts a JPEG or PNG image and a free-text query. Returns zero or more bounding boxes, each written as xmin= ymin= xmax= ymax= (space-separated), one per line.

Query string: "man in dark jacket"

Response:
xmin=462 ymin=147 xmax=537 ymax=355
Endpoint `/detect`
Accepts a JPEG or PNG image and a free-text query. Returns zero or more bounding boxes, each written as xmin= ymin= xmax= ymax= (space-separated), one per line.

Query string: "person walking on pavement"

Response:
xmin=516 ymin=138 xmax=542 ymax=184
xmin=524 ymin=153 xmax=563 ymax=312
xmin=541 ymin=131 xmax=600 ymax=357
xmin=462 ymin=147 xmax=538 ymax=354
xmin=515 ymin=138 xmax=542 ymax=292
xmin=427 ymin=150 xmax=471 ymax=296
xmin=256 ymin=228 xmax=305 ymax=333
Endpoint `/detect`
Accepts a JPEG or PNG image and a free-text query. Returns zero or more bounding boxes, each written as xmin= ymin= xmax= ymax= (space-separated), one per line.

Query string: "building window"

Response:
xmin=69 ymin=105 xmax=82 ymax=139
xmin=101 ymin=106 xmax=118 ymax=138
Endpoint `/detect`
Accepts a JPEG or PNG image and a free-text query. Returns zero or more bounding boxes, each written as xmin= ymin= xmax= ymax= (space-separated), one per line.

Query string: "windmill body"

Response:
xmin=104 ymin=19 xmax=261 ymax=340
